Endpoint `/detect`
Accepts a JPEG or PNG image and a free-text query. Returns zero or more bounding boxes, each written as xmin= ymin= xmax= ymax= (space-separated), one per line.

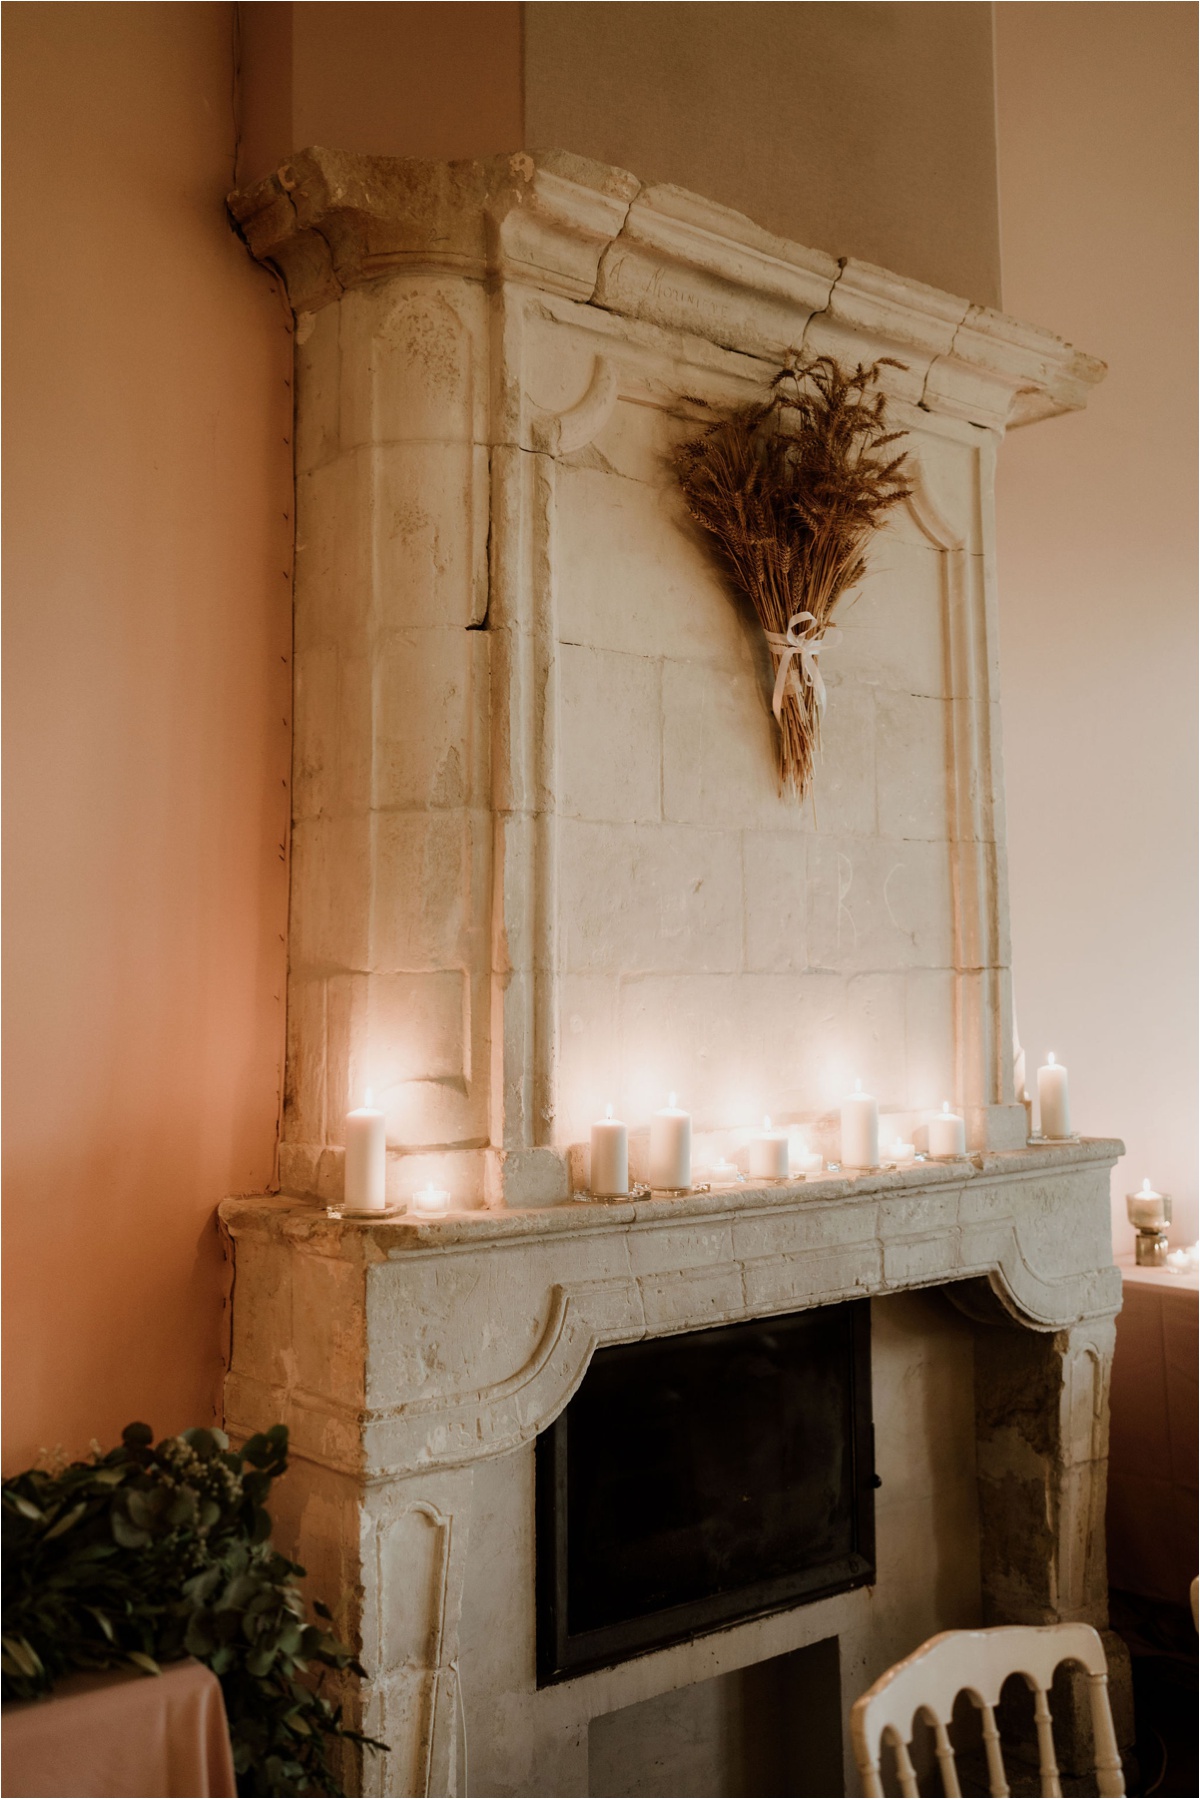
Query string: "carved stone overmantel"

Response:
xmin=230 ymin=147 xmax=1105 ymax=1213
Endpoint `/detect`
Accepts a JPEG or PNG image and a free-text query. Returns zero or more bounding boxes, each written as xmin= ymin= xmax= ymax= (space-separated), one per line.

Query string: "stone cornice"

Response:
xmin=229 ymin=145 xmax=1105 ymax=431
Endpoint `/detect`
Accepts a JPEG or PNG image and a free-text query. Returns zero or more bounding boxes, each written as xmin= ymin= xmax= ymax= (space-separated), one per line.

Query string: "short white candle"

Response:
xmin=927 ymin=1100 xmax=966 ymax=1158
xmin=650 ymin=1092 xmax=692 ymax=1191
xmin=840 ymin=1079 xmax=879 ymax=1170
xmin=748 ymin=1115 xmax=789 ymax=1181
xmin=704 ymin=1158 xmax=743 ymax=1188
xmin=590 ymin=1104 xmax=629 ymax=1197
xmin=1037 ymin=1052 xmax=1071 ymax=1138
xmin=411 ymin=1184 xmax=450 ymax=1218
xmin=344 ymin=1089 xmax=386 ymax=1209
xmin=888 ymin=1137 xmax=916 ymax=1166
xmin=788 ymin=1132 xmax=824 ymax=1177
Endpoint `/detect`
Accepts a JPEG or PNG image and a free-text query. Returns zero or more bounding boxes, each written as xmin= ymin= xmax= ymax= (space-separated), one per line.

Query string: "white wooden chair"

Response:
xmin=850 ymin=1622 xmax=1125 ymax=1797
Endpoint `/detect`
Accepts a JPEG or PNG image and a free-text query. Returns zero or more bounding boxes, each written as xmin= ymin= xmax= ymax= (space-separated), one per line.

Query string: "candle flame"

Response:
xmin=942 ymin=1100 xmax=950 ymax=1113
xmin=364 ymin=1087 xmax=374 ymax=1107
xmin=1047 ymin=1051 xmax=1056 ymax=1065
xmin=1141 ymin=1178 xmax=1153 ymax=1195
xmin=605 ymin=1103 xmax=613 ymax=1119
xmin=763 ymin=1115 xmax=771 ymax=1130
xmin=668 ymin=1091 xmax=677 ymax=1108
xmin=854 ymin=1078 xmax=862 ymax=1093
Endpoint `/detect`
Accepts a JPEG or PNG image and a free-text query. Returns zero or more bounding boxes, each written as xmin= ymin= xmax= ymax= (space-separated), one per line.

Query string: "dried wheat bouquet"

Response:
xmin=675 ymin=355 xmax=912 ymax=801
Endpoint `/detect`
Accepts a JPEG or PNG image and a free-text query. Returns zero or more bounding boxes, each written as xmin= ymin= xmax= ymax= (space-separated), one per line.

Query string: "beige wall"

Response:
xmin=525 ymin=0 xmax=1002 ymax=305
xmin=994 ymin=2 xmax=1198 ymax=1245
xmin=2 ymin=2 xmax=292 ymax=1468
xmin=237 ymin=0 xmax=523 ymax=184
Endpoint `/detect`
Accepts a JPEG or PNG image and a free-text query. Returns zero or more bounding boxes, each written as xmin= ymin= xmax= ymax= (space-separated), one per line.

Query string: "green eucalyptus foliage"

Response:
xmin=2 ymin=1423 xmax=384 ymax=1797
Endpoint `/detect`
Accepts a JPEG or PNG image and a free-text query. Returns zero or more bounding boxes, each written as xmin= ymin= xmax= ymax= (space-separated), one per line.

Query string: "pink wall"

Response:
xmin=995 ymin=2 xmax=1198 ymax=1246
xmin=2 ymin=2 xmax=292 ymax=1468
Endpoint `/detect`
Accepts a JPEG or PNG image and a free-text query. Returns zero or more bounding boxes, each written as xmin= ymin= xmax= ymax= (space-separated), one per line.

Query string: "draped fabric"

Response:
xmin=2 ymin=1658 xmax=236 ymax=1798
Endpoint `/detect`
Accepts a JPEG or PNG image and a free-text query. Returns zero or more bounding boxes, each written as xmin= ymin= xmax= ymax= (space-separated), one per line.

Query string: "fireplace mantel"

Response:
xmin=220 ymin=1136 xmax=1126 ymax=1795
xmin=222 ymin=1137 xmax=1122 ymax=1485
xmin=224 ymin=151 xmax=1123 ymax=1795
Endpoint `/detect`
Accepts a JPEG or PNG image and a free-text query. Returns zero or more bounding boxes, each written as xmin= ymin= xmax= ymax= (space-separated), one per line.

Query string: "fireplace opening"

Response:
xmin=587 ymin=1636 xmax=844 ymax=1798
xmin=536 ymin=1302 xmax=875 ymax=1684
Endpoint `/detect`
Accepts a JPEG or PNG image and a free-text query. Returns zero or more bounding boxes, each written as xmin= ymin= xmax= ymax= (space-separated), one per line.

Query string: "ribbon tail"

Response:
xmin=805 ymin=652 xmax=828 ymax=717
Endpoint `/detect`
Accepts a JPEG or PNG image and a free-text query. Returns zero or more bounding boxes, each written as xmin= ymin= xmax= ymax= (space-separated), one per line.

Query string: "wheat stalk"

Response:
xmin=675 ymin=355 xmax=912 ymax=800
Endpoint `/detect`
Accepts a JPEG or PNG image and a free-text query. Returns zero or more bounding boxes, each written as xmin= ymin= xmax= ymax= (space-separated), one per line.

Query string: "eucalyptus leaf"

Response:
xmin=42 ymin=1502 xmax=87 ymax=1541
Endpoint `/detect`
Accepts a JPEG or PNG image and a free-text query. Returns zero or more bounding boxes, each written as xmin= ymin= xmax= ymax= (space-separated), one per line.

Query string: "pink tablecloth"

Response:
xmin=2 ymin=1657 xmax=237 ymax=1798
xmin=1107 ymin=1257 xmax=1199 ymax=1605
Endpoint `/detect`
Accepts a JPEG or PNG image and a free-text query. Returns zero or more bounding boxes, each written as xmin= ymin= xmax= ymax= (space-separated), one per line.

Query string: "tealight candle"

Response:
xmin=411 ymin=1184 xmax=450 ymax=1218
xmin=344 ymin=1089 xmax=386 ymax=1210
xmin=1037 ymin=1052 xmax=1071 ymax=1138
xmin=704 ymin=1158 xmax=744 ymax=1188
xmin=888 ymin=1137 xmax=916 ymax=1166
xmin=927 ymin=1101 xmax=966 ymax=1158
xmin=788 ymin=1132 xmax=824 ymax=1177
xmin=590 ymin=1104 xmax=629 ymax=1197
xmin=749 ymin=1115 xmax=789 ymax=1181
xmin=840 ymin=1079 xmax=879 ymax=1170
xmin=650 ymin=1092 xmax=692 ymax=1191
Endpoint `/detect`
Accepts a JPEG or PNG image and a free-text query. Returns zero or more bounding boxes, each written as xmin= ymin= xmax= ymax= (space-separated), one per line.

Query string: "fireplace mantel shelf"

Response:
xmin=221 ymin=1138 xmax=1124 ymax=1471
xmin=224 ymin=1136 xmax=1121 ymax=1259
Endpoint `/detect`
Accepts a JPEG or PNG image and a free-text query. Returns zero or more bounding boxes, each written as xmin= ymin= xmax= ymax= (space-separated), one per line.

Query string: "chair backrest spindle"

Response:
xmin=931 ymin=1717 xmax=961 ymax=1797
xmin=890 ymin=1730 xmax=921 ymax=1799
xmin=978 ymin=1700 xmax=1010 ymax=1798
xmin=1031 ymin=1682 xmax=1061 ymax=1797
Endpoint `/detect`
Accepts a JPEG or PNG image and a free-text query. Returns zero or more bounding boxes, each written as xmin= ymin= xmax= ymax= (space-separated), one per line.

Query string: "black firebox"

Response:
xmin=536 ymin=1300 xmax=875 ymax=1684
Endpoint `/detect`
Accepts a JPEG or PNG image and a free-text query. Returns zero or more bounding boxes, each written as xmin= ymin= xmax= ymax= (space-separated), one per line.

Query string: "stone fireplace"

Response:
xmin=221 ymin=150 xmax=1125 ymax=1795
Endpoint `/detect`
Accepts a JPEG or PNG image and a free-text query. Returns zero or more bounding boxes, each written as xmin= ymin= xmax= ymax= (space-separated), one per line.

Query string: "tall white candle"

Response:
xmin=749 ymin=1116 xmax=789 ymax=1181
xmin=927 ymin=1100 xmax=966 ymax=1158
xmin=650 ymin=1092 xmax=691 ymax=1191
xmin=344 ymin=1089 xmax=386 ymax=1210
xmin=1037 ymin=1052 xmax=1071 ymax=1138
xmin=590 ymin=1104 xmax=629 ymax=1197
xmin=841 ymin=1079 xmax=879 ymax=1169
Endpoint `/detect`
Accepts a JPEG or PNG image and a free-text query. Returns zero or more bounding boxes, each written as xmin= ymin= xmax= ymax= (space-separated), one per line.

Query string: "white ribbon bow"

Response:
xmin=765 ymin=611 xmax=838 ymax=724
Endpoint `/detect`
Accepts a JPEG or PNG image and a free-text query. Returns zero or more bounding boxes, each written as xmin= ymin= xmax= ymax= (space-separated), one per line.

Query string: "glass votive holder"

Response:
xmin=411 ymin=1185 xmax=451 ymax=1219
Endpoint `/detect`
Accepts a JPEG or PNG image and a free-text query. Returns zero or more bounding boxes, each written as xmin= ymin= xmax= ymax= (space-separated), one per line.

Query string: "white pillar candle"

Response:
xmin=1037 ymin=1052 xmax=1071 ymax=1138
xmin=748 ymin=1116 xmax=789 ymax=1181
xmin=788 ymin=1132 xmax=824 ymax=1177
xmin=590 ymin=1104 xmax=629 ymax=1197
xmin=887 ymin=1137 xmax=916 ymax=1166
xmin=650 ymin=1092 xmax=692 ymax=1191
xmin=927 ymin=1100 xmax=966 ymax=1158
xmin=411 ymin=1184 xmax=450 ymax=1218
xmin=1127 ymin=1177 xmax=1168 ymax=1231
xmin=344 ymin=1090 xmax=386 ymax=1209
xmin=840 ymin=1080 xmax=879 ymax=1169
